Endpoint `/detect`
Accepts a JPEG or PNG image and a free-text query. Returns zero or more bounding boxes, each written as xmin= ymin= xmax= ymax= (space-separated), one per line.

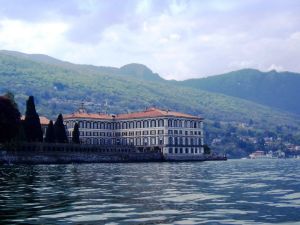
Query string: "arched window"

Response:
xmin=151 ymin=120 xmax=156 ymax=127
xmin=116 ymin=122 xmax=120 ymax=129
xmin=86 ymin=122 xmax=91 ymax=129
xmin=174 ymin=120 xmax=178 ymax=127
xmin=143 ymin=120 xmax=149 ymax=128
xmin=100 ymin=122 xmax=105 ymax=129
xmin=184 ymin=120 xmax=187 ymax=128
xmin=168 ymin=119 xmax=173 ymax=127
xmin=158 ymin=119 xmax=164 ymax=127
xmin=107 ymin=123 xmax=111 ymax=129
xmin=93 ymin=122 xmax=98 ymax=129
xmin=122 ymin=122 xmax=127 ymax=129
xmin=136 ymin=121 xmax=141 ymax=128
xmin=178 ymin=120 xmax=182 ymax=127
xmin=191 ymin=138 xmax=194 ymax=145
xmin=79 ymin=121 xmax=83 ymax=129
xmin=129 ymin=121 xmax=134 ymax=129
xmin=194 ymin=121 xmax=197 ymax=128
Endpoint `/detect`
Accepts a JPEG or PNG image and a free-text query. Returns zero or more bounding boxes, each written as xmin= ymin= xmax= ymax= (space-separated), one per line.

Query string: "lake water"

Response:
xmin=1 ymin=159 xmax=300 ymax=224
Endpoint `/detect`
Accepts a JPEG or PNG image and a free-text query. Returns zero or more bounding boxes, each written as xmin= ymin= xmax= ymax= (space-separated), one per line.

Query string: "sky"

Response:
xmin=0 ymin=0 xmax=300 ymax=80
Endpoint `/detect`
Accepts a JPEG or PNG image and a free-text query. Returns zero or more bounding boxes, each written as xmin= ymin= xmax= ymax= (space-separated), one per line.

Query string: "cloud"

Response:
xmin=0 ymin=0 xmax=300 ymax=80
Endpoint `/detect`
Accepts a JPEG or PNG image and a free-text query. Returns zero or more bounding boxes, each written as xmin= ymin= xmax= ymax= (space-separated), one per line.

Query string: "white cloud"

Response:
xmin=0 ymin=1 xmax=300 ymax=80
xmin=0 ymin=19 xmax=69 ymax=54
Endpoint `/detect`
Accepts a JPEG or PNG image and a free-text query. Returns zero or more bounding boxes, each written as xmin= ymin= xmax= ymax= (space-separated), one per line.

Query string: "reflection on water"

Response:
xmin=1 ymin=160 xmax=300 ymax=224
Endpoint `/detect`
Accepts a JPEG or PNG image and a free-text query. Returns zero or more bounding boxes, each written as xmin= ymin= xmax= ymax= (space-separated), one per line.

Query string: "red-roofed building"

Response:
xmin=64 ymin=107 xmax=204 ymax=156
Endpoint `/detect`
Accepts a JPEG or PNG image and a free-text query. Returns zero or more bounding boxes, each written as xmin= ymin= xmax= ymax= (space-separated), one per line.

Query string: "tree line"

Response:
xmin=0 ymin=93 xmax=80 ymax=145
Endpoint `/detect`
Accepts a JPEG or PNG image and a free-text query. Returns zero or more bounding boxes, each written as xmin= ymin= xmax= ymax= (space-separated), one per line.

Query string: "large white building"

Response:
xmin=64 ymin=107 xmax=204 ymax=156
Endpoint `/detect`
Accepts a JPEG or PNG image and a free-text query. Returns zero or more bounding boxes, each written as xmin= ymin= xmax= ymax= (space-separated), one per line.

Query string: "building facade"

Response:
xmin=64 ymin=107 xmax=204 ymax=156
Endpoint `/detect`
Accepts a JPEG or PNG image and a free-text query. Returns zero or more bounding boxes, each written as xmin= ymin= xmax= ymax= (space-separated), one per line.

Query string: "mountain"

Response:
xmin=179 ymin=69 xmax=300 ymax=115
xmin=119 ymin=63 xmax=163 ymax=82
xmin=1 ymin=50 xmax=300 ymax=157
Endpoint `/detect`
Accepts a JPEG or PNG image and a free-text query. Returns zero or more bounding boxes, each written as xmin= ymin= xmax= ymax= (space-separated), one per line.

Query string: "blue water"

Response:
xmin=1 ymin=159 xmax=300 ymax=224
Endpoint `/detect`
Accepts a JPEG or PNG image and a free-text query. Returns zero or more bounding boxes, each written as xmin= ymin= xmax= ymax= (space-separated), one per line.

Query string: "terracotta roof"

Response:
xmin=21 ymin=116 xmax=50 ymax=125
xmin=64 ymin=108 xmax=202 ymax=120
xmin=64 ymin=112 xmax=113 ymax=120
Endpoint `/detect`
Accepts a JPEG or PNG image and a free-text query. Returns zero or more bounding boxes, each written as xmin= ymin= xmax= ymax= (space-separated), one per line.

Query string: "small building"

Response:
xmin=64 ymin=107 xmax=204 ymax=156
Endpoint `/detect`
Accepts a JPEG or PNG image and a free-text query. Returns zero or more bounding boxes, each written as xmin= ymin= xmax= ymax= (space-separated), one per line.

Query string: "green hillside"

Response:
xmin=1 ymin=50 xmax=300 ymax=157
xmin=180 ymin=69 xmax=300 ymax=115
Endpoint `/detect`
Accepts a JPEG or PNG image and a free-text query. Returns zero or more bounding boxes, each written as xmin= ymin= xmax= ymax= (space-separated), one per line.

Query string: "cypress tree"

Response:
xmin=0 ymin=95 xmax=21 ymax=143
xmin=54 ymin=114 xmax=68 ymax=143
xmin=24 ymin=96 xmax=43 ymax=142
xmin=72 ymin=122 xmax=80 ymax=144
xmin=45 ymin=120 xmax=55 ymax=143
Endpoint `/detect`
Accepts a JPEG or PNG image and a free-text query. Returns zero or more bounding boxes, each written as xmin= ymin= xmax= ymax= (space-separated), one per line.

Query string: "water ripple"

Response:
xmin=1 ymin=159 xmax=300 ymax=224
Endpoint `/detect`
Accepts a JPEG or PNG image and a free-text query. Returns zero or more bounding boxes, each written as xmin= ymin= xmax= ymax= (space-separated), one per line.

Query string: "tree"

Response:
xmin=0 ymin=96 xmax=21 ymax=143
xmin=24 ymin=96 xmax=43 ymax=142
xmin=45 ymin=120 xmax=55 ymax=143
xmin=72 ymin=122 xmax=80 ymax=144
xmin=54 ymin=114 xmax=68 ymax=143
xmin=203 ymin=144 xmax=211 ymax=155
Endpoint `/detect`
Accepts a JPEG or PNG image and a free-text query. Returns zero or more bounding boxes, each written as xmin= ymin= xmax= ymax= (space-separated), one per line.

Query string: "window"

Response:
xmin=136 ymin=121 xmax=141 ymax=128
xmin=169 ymin=137 xmax=173 ymax=145
xmin=174 ymin=120 xmax=178 ymax=127
xmin=151 ymin=137 xmax=156 ymax=145
xmin=168 ymin=130 xmax=173 ymax=135
xmin=129 ymin=121 xmax=134 ymax=129
xmin=180 ymin=148 xmax=183 ymax=154
xmin=158 ymin=119 xmax=164 ymax=127
xmin=151 ymin=120 xmax=156 ymax=127
xmin=185 ymin=148 xmax=189 ymax=153
xmin=191 ymin=148 xmax=194 ymax=153
xmin=143 ymin=120 xmax=149 ymax=128
xmin=136 ymin=138 xmax=141 ymax=145
xmin=143 ymin=130 xmax=148 ymax=135
xmin=159 ymin=137 xmax=163 ymax=145
xmin=169 ymin=148 xmax=173 ymax=154
xmin=175 ymin=148 xmax=178 ymax=154
xmin=168 ymin=119 xmax=173 ymax=127
xmin=174 ymin=130 xmax=178 ymax=135
xmin=144 ymin=137 xmax=148 ymax=146
xmin=185 ymin=131 xmax=188 ymax=135
xmin=150 ymin=130 xmax=156 ymax=135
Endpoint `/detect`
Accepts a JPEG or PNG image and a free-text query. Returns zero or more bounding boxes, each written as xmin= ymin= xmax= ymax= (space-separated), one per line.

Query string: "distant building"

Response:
xmin=64 ymin=107 xmax=204 ymax=156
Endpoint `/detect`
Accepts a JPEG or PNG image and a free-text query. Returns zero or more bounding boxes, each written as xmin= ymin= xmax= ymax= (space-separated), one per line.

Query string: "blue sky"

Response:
xmin=0 ymin=0 xmax=299 ymax=80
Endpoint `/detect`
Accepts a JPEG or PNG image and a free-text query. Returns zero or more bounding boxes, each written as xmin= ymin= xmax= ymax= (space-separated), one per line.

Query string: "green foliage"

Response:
xmin=180 ymin=69 xmax=300 ymax=115
xmin=72 ymin=122 xmax=80 ymax=144
xmin=54 ymin=114 xmax=68 ymax=143
xmin=203 ymin=144 xmax=211 ymax=155
xmin=1 ymin=50 xmax=300 ymax=157
xmin=0 ymin=95 xmax=21 ymax=143
xmin=24 ymin=96 xmax=43 ymax=142
xmin=45 ymin=120 xmax=55 ymax=143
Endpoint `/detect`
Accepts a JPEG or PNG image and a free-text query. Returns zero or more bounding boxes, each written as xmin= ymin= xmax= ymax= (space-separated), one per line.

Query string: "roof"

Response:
xmin=21 ymin=115 xmax=50 ymax=125
xmin=64 ymin=107 xmax=202 ymax=120
xmin=64 ymin=112 xmax=113 ymax=120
